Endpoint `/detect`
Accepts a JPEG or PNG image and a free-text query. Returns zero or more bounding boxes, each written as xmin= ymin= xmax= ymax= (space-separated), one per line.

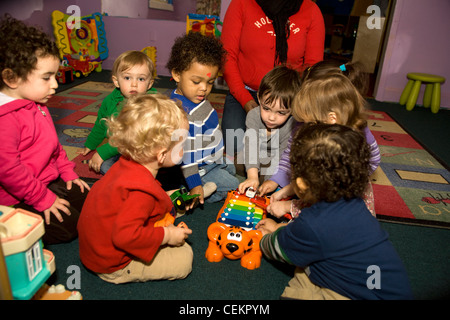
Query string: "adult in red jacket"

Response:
xmin=221 ymin=0 xmax=325 ymax=154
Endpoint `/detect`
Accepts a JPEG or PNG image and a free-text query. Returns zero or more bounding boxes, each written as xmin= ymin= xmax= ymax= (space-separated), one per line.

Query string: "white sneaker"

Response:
xmin=203 ymin=182 xmax=217 ymax=198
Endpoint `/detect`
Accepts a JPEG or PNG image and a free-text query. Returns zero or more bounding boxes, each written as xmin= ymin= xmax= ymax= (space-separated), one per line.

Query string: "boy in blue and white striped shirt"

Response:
xmin=167 ymin=32 xmax=239 ymax=208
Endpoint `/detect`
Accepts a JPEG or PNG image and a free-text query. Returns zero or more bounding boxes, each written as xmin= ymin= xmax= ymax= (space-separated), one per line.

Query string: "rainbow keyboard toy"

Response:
xmin=205 ymin=188 xmax=269 ymax=270
xmin=217 ymin=189 xmax=268 ymax=230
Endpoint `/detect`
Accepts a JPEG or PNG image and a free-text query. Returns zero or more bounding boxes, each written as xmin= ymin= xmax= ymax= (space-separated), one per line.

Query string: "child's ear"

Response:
xmin=327 ymin=112 xmax=337 ymax=124
xmin=1 ymin=69 xmax=19 ymax=88
xmin=147 ymin=79 xmax=155 ymax=90
xmin=156 ymin=148 xmax=168 ymax=165
xmin=295 ymin=177 xmax=307 ymax=190
xmin=171 ymin=70 xmax=181 ymax=83
xmin=112 ymin=75 xmax=120 ymax=88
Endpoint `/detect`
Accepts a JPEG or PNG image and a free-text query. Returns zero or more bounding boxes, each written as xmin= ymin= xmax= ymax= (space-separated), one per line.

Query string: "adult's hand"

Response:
xmin=244 ymin=99 xmax=258 ymax=113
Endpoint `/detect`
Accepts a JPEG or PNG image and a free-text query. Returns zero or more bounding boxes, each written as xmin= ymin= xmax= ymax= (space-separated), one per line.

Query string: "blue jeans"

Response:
xmin=100 ymin=154 xmax=121 ymax=175
xmin=221 ymin=91 xmax=259 ymax=154
xmin=201 ymin=162 xmax=239 ymax=203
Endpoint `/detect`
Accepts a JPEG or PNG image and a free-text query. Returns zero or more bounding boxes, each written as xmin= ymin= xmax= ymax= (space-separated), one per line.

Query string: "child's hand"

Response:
xmin=66 ymin=178 xmax=91 ymax=192
xmin=188 ymin=185 xmax=203 ymax=209
xmin=267 ymin=200 xmax=292 ymax=219
xmin=256 ymin=218 xmax=283 ymax=236
xmin=88 ymin=152 xmax=104 ymax=172
xmin=163 ymin=224 xmax=192 ymax=246
xmin=271 ymin=184 xmax=294 ymax=202
xmin=238 ymin=177 xmax=259 ymax=194
xmin=77 ymin=147 xmax=92 ymax=156
xmin=258 ymin=180 xmax=278 ymax=196
xmin=43 ymin=196 xmax=71 ymax=225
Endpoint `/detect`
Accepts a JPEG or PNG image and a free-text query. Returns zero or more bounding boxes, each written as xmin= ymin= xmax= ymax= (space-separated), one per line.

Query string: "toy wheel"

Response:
xmin=174 ymin=197 xmax=186 ymax=211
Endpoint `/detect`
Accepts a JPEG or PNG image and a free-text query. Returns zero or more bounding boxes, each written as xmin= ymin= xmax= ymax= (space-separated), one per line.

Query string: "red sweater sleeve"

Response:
xmin=222 ymin=0 xmax=325 ymax=108
xmin=302 ymin=2 xmax=326 ymax=69
xmin=222 ymin=0 xmax=253 ymax=107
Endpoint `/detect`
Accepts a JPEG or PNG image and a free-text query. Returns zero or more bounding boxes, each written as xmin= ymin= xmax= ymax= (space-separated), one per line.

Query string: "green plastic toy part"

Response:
xmin=170 ymin=187 xmax=200 ymax=211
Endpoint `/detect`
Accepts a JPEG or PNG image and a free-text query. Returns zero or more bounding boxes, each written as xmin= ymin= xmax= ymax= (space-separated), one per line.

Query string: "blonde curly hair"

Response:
xmin=107 ymin=94 xmax=188 ymax=164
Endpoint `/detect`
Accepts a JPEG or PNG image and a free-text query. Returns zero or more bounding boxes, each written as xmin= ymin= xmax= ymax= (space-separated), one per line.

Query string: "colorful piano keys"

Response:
xmin=218 ymin=193 xmax=265 ymax=230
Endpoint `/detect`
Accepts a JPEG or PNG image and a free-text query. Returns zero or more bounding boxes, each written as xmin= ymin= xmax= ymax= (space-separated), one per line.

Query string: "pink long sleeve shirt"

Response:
xmin=0 ymin=95 xmax=78 ymax=212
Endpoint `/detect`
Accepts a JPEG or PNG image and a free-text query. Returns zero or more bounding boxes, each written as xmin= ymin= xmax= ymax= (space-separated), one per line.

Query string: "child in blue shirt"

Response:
xmin=257 ymin=123 xmax=413 ymax=300
xmin=166 ymin=32 xmax=239 ymax=207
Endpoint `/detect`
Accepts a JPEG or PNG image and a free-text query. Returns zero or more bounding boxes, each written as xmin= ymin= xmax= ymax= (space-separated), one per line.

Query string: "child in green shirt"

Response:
xmin=78 ymin=50 xmax=156 ymax=174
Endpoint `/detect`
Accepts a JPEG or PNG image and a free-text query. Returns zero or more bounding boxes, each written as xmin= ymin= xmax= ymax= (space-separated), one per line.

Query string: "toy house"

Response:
xmin=0 ymin=206 xmax=55 ymax=300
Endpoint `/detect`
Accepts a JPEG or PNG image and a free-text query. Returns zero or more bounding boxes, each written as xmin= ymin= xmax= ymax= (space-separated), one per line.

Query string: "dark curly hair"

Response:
xmin=0 ymin=14 xmax=59 ymax=89
xmin=290 ymin=122 xmax=371 ymax=205
xmin=166 ymin=32 xmax=226 ymax=74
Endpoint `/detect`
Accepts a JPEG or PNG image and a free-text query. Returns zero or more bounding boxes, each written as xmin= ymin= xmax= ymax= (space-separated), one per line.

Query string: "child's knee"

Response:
xmin=224 ymin=163 xmax=237 ymax=176
xmin=170 ymin=243 xmax=193 ymax=279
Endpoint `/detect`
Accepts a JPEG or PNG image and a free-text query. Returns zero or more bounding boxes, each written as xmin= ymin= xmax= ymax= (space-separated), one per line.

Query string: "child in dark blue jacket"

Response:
xmin=257 ymin=123 xmax=413 ymax=300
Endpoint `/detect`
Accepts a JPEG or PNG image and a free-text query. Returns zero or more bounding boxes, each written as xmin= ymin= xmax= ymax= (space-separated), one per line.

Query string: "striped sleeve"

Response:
xmin=180 ymin=100 xmax=224 ymax=189
xmin=363 ymin=126 xmax=381 ymax=175
xmin=259 ymin=227 xmax=293 ymax=264
xmin=368 ymin=139 xmax=380 ymax=175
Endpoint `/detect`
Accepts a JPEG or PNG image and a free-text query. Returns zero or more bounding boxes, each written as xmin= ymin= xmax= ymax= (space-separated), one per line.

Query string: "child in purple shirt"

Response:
xmin=260 ymin=61 xmax=380 ymax=217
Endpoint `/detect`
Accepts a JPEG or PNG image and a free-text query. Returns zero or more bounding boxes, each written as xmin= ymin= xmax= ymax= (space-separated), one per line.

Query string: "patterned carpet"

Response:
xmin=367 ymin=111 xmax=450 ymax=228
xmin=47 ymin=81 xmax=450 ymax=229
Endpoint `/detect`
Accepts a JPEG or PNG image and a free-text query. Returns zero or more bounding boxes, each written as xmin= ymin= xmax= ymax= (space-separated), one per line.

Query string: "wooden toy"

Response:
xmin=205 ymin=189 xmax=269 ymax=270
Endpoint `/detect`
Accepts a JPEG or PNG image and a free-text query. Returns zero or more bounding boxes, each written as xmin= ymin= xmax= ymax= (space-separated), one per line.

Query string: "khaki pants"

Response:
xmin=98 ymin=243 xmax=193 ymax=284
xmin=281 ymin=267 xmax=350 ymax=300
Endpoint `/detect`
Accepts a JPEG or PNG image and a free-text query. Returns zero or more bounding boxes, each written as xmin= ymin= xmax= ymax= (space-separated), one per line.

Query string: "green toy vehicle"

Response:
xmin=170 ymin=186 xmax=200 ymax=211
